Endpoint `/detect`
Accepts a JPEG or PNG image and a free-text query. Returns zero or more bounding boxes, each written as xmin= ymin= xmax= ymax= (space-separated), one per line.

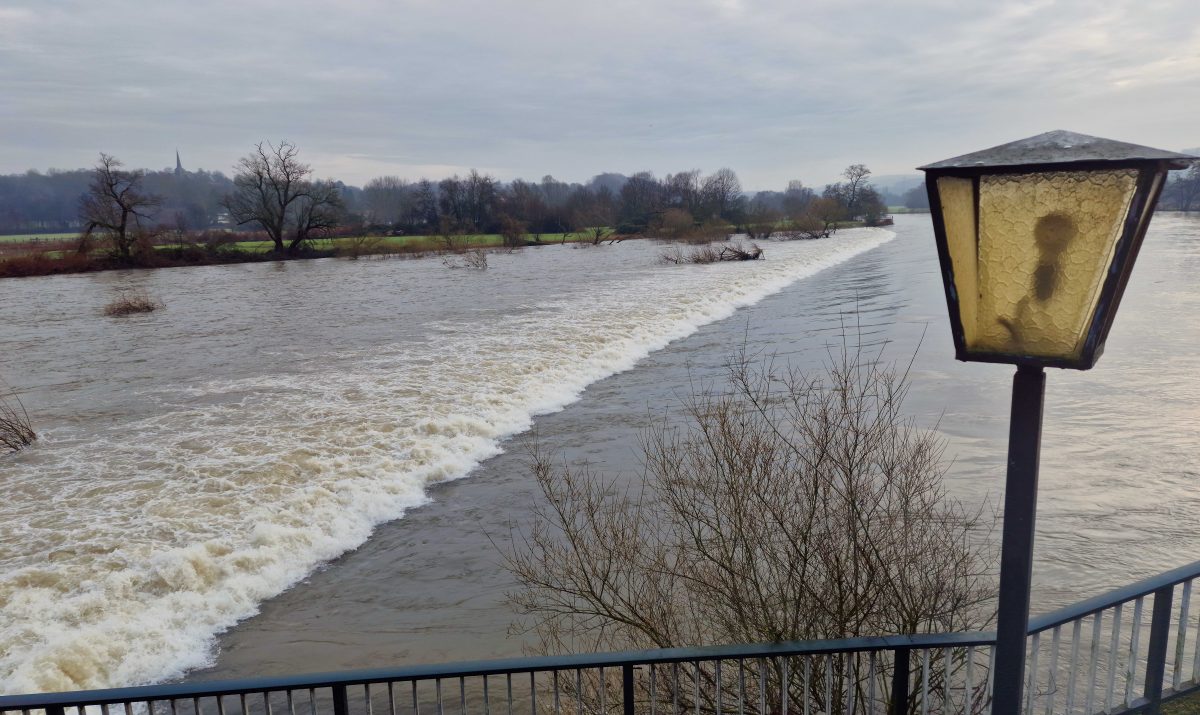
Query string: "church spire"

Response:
xmin=174 ymin=149 xmax=183 ymax=176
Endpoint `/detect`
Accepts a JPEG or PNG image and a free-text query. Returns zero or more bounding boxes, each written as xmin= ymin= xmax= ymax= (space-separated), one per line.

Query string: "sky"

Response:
xmin=1 ymin=0 xmax=1197 ymax=189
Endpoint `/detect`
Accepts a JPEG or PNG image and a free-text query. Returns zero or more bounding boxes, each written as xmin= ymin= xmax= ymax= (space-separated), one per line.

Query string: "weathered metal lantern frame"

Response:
xmin=921 ymin=132 xmax=1193 ymax=370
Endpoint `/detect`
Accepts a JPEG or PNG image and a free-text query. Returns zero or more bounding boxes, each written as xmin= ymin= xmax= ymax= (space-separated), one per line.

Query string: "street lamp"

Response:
xmin=919 ymin=130 xmax=1196 ymax=714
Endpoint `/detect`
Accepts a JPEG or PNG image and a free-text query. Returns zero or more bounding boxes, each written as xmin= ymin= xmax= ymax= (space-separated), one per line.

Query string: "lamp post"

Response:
xmin=919 ymin=131 xmax=1196 ymax=714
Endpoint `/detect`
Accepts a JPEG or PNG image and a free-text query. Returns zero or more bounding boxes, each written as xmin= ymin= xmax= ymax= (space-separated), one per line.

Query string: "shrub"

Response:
xmin=104 ymin=290 xmax=163 ymax=316
xmin=0 ymin=382 xmax=35 ymax=453
xmin=506 ymin=343 xmax=995 ymax=713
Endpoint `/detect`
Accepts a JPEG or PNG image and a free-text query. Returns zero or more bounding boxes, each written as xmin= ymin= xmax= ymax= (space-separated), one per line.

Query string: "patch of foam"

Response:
xmin=0 ymin=229 xmax=893 ymax=693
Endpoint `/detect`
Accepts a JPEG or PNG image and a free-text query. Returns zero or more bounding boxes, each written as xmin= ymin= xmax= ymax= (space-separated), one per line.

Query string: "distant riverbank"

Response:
xmin=0 ymin=223 xmax=867 ymax=279
xmin=0 ymin=231 xmax=612 ymax=278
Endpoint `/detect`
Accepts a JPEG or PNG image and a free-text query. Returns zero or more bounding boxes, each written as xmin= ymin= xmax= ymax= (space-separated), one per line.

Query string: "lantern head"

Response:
xmin=920 ymin=130 xmax=1196 ymax=369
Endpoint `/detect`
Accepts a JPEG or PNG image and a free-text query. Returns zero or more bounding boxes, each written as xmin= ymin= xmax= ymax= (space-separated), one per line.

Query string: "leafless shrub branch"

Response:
xmin=0 ymin=381 xmax=36 ymax=453
xmin=505 ymin=339 xmax=995 ymax=714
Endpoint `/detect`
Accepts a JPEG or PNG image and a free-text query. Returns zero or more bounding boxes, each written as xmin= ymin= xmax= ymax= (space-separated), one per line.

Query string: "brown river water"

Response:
xmin=0 ymin=214 xmax=1197 ymax=694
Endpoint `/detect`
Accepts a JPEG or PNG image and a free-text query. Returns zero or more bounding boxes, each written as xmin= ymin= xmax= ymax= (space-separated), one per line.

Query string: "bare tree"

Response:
xmin=223 ymin=141 xmax=342 ymax=254
xmin=362 ymin=176 xmax=411 ymax=226
xmin=292 ymin=179 xmax=345 ymax=251
xmin=505 ymin=341 xmax=995 ymax=714
xmin=79 ymin=154 xmax=162 ymax=260
xmin=701 ymin=167 xmax=743 ymax=220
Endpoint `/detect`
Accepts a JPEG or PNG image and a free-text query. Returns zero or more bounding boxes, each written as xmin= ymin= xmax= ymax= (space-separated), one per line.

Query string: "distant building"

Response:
xmin=175 ymin=150 xmax=184 ymax=177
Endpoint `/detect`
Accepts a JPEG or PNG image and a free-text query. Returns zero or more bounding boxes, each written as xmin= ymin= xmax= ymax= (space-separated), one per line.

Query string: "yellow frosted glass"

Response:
xmin=969 ymin=169 xmax=1138 ymax=360
xmin=937 ymin=177 xmax=979 ymax=346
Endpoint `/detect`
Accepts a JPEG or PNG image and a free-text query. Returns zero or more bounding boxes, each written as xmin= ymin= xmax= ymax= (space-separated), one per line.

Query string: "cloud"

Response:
xmin=1 ymin=0 xmax=1196 ymax=187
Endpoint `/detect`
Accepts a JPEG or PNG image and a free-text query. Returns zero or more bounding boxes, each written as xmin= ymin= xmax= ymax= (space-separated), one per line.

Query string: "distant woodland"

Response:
xmin=3 ymin=142 xmax=1195 ymax=276
xmin=0 ymin=148 xmax=897 ymax=240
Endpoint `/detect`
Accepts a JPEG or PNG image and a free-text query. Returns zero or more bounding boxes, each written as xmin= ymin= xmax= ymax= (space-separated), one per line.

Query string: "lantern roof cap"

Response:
xmin=919 ymin=130 xmax=1197 ymax=171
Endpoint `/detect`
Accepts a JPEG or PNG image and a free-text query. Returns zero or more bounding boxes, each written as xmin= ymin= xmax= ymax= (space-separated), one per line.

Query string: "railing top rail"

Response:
xmin=0 ymin=631 xmax=995 ymax=709
xmin=1028 ymin=557 xmax=1200 ymax=634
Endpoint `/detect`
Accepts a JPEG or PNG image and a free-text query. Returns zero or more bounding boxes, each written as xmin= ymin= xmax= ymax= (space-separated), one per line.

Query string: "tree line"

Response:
xmin=5 ymin=141 xmax=892 ymax=255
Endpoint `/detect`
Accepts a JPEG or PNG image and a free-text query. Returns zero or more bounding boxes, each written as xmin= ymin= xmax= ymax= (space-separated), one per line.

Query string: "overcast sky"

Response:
xmin=1 ymin=0 xmax=1197 ymax=189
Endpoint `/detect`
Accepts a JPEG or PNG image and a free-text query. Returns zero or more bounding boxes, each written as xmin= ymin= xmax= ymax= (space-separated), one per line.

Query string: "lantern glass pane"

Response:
xmin=949 ymin=169 xmax=1139 ymax=361
xmin=937 ymin=177 xmax=979 ymax=346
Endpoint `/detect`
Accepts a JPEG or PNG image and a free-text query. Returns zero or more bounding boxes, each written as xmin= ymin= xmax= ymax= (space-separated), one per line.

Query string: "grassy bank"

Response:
xmin=0 ymin=231 xmax=605 ymax=278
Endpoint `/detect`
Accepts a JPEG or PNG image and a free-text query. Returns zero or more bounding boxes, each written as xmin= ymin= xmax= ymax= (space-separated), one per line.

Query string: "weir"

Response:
xmin=4 ymin=559 xmax=1200 ymax=715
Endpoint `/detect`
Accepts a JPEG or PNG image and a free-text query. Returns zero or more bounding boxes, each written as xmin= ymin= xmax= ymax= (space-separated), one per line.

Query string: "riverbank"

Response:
xmin=0 ymin=232 xmax=595 ymax=279
xmin=0 ymin=222 xmax=869 ymax=279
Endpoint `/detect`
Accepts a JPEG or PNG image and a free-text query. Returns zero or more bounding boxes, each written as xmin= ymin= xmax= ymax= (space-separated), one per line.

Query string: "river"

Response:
xmin=0 ymin=214 xmax=1197 ymax=694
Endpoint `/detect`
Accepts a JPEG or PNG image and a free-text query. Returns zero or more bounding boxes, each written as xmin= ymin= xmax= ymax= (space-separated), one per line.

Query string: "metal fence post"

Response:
xmin=623 ymin=664 xmax=635 ymax=715
xmin=334 ymin=685 xmax=350 ymax=715
xmin=890 ymin=649 xmax=911 ymax=715
xmin=1144 ymin=585 xmax=1175 ymax=712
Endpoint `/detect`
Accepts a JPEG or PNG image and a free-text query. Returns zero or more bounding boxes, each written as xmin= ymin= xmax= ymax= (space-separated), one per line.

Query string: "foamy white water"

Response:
xmin=0 ymin=230 xmax=891 ymax=694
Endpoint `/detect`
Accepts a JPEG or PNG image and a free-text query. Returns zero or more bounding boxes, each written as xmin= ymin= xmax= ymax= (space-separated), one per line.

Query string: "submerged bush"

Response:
xmin=104 ymin=290 xmax=163 ymax=316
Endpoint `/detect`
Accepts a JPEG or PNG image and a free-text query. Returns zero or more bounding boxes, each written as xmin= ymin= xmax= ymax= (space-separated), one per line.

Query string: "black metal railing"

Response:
xmin=3 ymin=560 xmax=1200 ymax=715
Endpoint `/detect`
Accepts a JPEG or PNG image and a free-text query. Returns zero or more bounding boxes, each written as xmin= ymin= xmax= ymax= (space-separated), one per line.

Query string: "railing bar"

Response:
xmin=483 ymin=675 xmax=490 ymax=715
xmin=170 ymin=699 xmax=179 ymax=715
xmin=459 ymin=678 xmax=466 ymax=715
xmin=576 ymin=669 xmax=584 ymax=715
xmin=1106 ymin=604 xmax=1123 ymax=713
xmin=641 ymin=667 xmax=646 ymax=715
xmin=1126 ymin=597 xmax=1144 ymax=708
xmin=671 ymin=663 xmax=678 ymax=715
xmin=308 ymin=689 xmax=316 ymax=715
xmin=103 ymin=704 xmax=112 ymax=715
xmin=1193 ymin=580 xmax=1200 ymax=682
xmin=506 ymin=674 xmax=512 ymax=715
xmin=1065 ymin=619 xmax=1081 ymax=715
xmin=868 ymin=652 xmax=876 ymax=715
xmin=716 ymin=660 xmax=723 ymax=715
xmin=965 ymin=645 xmax=975 ymax=715
xmin=194 ymin=697 xmax=203 ymax=715
xmin=738 ymin=658 xmax=746 ymax=715
xmin=601 ymin=666 xmax=608 ymax=715
xmin=411 ymin=681 xmax=419 ymax=715
xmin=845 ymin=652 xmax=855 ymax=715
xmin=1045 ymin=626 xmax=1061 ymax=715
xmin=387 ymin=682 xmax=395 ymax=715
xmin=734 ymin=657 xmax=744 ymax=715
xmin=759 ymin=659 xmax=766 ymax=715
xmin=1084 ymin=612 xmax=1102 ymax=715
xmin=986 ymin=645 xmax=996 ymax=704
xmin=435 ymin=679 xmax=443 ymax=715
xmin=693 ymin=663 xmax=699 ymax=715
xmin=942 ymin=648 xmax=952 ymax=715
xmin=803 ymin=657 xmax=811 ymax=715
xmin=920 ymin=650 xmax=930 ymax=715
xmin=1175 ymin=580 xmax=1192 ymax=689
xmin=216 ymin=696 xmax=225 ymax=715
xmin=1024 ymin=634 xmax=1038 ymax=715
xmin=528 ymin=672 xmax=535 ymax=715
xmin=648 ymin=662 xmax=657 ymax=715
xmin=286 ymin=689 xmax=295 ymax=715
xmin=824 ymin=655 xmax=832 ymax=715
xmin=782 ymin=659 xmax=789 ymax=715
xmin=364 ymin=685 xmax=371 ymax=715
